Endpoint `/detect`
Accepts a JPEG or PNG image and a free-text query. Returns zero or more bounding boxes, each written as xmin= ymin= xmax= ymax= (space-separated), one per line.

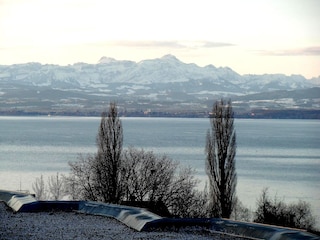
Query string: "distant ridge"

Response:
xmin=0 ymin=55 xmax=318 ymax=117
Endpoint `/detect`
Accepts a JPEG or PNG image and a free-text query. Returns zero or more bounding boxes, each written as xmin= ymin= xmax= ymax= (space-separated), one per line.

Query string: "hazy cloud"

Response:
xmin=92 ymin=40 xmax=235 ymax=49
xmin=114 ymin=41 xmax=184 ymax=48
xmin=256 ymin=46 xmax=320 ymax=56
xmin=202 ymin=42 xmax=235 ymax=48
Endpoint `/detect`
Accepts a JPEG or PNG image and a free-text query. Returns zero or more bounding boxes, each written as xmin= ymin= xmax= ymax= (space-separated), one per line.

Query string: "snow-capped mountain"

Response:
xmin=0 ymin=54 xmax=315 ymax=91
xmin=0 ymin=55 xmax=318 ymax=116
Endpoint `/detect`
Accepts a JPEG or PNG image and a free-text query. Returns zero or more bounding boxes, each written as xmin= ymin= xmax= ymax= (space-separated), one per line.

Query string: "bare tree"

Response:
xmin=205 ymin=99 xmax=237 ymax=218
xmin=94 ymin=102 xmax=123 ymax=203
xmin=121 ymin=147 xmax=208 ymax=218
xmin=121 ymin=147 xmax=176 ymax=203
xmin=66 ymin=102 xmax=123 ymax=203
xmin=167 ymin=167 xmax=209 ymax=218
xmin=67 ymin=154 xmax=97 ymax=200
xmin=231 ymin=197 xmax=252 ymax=222
xmin=33 ymin=173 xmax=67 ymax=200
xmin=254 ymin=188 xmax=316 ymax=230
xmin=32 ymin=175 xmax=47 ymax=200
xmin=47 ymin=172 xmax=65 ymax=200
xmin=65 ymin=102 xmax=210 ymax=217
xmin=62 ymin=173 xmax=80 ymax=200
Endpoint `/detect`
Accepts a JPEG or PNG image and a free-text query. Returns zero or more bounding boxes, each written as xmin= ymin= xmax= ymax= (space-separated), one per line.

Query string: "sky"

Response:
xmin=0 ymin=0 xmax=319 ymax=79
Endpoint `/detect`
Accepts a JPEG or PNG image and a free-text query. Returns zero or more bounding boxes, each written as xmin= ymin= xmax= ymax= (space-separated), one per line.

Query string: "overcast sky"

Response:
xmin=0 ymin=0 xmax=319 ymax=78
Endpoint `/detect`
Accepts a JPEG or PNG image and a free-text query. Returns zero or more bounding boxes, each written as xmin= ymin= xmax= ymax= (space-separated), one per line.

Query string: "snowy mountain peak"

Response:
xmin=160 ymin=54 xmax=180 ymax=61
xmin=0 ymin=55 xmax=318 ymax=116
xmin=0 ymin=55 xmax=316 ymax=94
xmin=98 ymin=56 xmax=117 ymax=64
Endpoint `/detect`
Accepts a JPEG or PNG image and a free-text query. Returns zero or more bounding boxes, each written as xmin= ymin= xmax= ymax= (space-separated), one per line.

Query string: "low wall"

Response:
xmin=78 ymin=201 xmax=162 ymax=231
xmin=0 ymin=190 xmax=318 ymax=240
xmin=0 ymin=190 xmax=162 ymax=232
xmin=207 ymin=219 xmax=319 ymax=240
xmin=0 ymin=190 xmax=81 ymax=212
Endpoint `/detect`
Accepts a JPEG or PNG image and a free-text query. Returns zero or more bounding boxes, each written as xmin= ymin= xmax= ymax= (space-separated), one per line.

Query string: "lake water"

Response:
xmin=0 ymin=117 xmax=319 ymax=225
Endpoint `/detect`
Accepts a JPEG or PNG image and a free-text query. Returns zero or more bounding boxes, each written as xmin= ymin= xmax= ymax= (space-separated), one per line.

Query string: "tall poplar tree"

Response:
xmin=95 ymin=102 xmax=123 ymax=203
xmin=205 ymin=99 xmax=237 ymax=218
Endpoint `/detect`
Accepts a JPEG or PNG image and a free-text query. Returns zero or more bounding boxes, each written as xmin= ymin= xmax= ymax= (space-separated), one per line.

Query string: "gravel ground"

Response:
xmin=0 ymin=202 xmax=251 ymax=240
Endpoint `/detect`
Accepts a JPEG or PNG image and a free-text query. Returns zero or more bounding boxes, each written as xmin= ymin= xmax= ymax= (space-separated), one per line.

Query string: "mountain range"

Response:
xmin=0 ymin=54 xmax=319 ymax=118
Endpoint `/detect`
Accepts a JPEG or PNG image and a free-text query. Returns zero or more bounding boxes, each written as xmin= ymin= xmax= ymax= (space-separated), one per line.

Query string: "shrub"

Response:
xmin=121 ymin=147 xmax=208 ymax=218
xmin=231 ymin=197 xmax=252 ymax=222
xmin=254 ymin=188 xmax=316 ymax=230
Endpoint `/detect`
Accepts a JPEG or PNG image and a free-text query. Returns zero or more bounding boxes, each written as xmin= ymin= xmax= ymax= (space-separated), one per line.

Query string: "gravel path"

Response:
xmin=0 ymin=202 xmax=250 ymax=240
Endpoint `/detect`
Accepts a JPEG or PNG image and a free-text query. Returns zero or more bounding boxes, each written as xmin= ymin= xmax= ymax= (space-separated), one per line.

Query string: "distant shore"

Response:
xmin=0 ymin=108 xmax=320 ymax=119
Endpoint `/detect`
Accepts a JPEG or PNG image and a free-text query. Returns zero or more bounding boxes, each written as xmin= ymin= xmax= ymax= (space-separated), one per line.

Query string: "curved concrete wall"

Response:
xmin=77 ymin=201 xmax=162 ymax=231
xmin=1 ymin=190 xmax=318 ymax=239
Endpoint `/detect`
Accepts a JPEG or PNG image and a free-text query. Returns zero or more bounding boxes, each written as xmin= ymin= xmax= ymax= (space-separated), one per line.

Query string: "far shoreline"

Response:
xmin=0 ymin=108 xmax=319 ymax=119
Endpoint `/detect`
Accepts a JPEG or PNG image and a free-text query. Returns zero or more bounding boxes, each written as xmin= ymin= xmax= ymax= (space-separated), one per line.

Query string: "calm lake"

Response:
xmin=0 ymin=117 xmax=319 ymax=224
